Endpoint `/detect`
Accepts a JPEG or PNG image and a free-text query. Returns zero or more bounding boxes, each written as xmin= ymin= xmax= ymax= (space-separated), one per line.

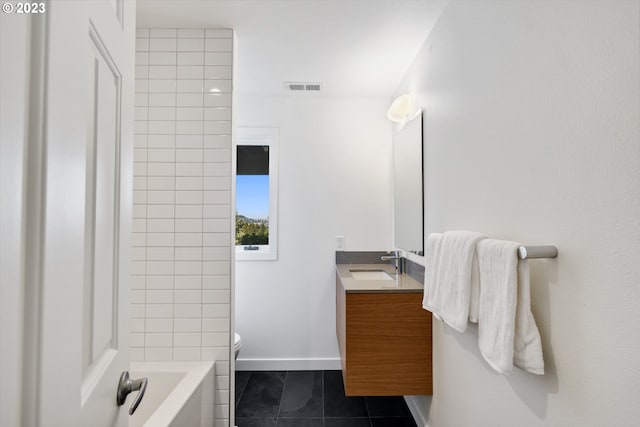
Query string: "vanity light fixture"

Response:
xmin=387 ymin=93 xmax=421 ymax=127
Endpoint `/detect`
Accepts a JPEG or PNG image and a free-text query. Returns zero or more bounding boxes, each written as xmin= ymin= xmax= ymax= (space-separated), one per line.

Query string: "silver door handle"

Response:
xmin=116 ymin=371 xmax=148 ymax=415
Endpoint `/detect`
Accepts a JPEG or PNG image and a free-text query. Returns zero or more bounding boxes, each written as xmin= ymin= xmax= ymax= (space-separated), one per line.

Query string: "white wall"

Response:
xmin=234 ymin=96 xmax=393 ymax=369
xmin=132 ymin=28 xmax=234 ymax=427
xmin=395 ymin=1 xmax=640 ymax=426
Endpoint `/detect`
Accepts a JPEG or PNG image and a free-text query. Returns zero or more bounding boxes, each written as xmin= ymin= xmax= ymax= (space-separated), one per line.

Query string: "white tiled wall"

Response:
xmin=133 ymin=27 xmax=233 ymax=427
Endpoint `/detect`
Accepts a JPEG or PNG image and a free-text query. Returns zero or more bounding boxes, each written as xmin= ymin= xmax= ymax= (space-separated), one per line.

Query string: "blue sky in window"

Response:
xmin=236 ymin=175 xmax=269 ymax=219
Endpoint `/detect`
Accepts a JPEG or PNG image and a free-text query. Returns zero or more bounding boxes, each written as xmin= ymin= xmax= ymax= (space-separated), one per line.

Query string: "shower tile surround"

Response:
xmin=132 ymin=28 xmax=233 ymax=427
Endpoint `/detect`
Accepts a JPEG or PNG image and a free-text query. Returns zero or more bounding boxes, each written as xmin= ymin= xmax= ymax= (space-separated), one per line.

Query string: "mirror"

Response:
xmin=393 ymin=113 xmax=424 ymax=255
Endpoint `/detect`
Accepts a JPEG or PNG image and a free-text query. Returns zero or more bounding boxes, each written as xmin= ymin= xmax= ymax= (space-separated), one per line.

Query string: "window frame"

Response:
xmin=234 ymin=127 xmax=278 ymax=261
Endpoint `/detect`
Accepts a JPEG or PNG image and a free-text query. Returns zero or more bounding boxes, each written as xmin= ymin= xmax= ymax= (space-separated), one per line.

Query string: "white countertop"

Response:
xmin=336 ymin=263 xmax=424 ymax=293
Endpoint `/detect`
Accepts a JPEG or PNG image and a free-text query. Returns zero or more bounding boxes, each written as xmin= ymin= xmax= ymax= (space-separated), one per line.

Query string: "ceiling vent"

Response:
xmin=285 ymin=82 xmax=323 ymax=94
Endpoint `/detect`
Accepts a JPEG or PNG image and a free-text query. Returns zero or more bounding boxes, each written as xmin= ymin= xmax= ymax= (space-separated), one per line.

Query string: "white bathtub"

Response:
xmin=129 ymin=361 xmax=215 ymax=427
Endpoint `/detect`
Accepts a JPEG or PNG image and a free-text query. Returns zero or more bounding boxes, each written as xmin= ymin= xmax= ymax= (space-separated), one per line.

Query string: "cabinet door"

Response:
xmin=344 ymin=293 xmax=432 ymax=396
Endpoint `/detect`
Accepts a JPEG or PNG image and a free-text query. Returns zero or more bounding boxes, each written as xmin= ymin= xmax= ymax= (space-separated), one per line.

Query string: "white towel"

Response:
xmin=423 ymin=231 xmax=486 ymax=332
xmin=513 ymin=258 xmax=545 ymax=375
xmin=468 ymin=251 xmax=482 ymax=324
xmin=477 ymin=239 xmax=544 ymax=375
xmin=423 ymin=233 xmax=443 ymax=321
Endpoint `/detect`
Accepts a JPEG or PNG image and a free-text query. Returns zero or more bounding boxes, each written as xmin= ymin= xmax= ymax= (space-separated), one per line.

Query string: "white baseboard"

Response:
xmin=404 ymin=395 xmax=429 ymax=427
xmin=235 ymin=357 xmax=341 ymax=371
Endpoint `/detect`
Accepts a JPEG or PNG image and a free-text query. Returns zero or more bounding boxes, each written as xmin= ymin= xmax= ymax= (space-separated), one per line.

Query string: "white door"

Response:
xmin=22 ymin=1 xmax=136 ymax=426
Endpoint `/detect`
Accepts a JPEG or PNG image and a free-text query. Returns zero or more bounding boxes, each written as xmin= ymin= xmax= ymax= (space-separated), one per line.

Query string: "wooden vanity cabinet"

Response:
xmin=336 ymin=276 xmax=432 ymax=396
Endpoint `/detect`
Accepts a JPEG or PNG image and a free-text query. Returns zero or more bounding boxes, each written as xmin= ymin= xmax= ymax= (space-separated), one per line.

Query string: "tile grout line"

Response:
xmin=172 ymin=28 xmax=177 ymax=360
xmin=274 ymin=370 xmax=288 ymax=424
xmin=364 ymin=395 xmax=372 ymax=427
xmin=234 ymin=371 xmax=253 ymax=418
xmin=322 ymin=370 xmax=325 ymax=427
xmin=200 ymin=31 xmax=205 ymax=362
xmin=143 ymin=33 xmax=150 ymax=361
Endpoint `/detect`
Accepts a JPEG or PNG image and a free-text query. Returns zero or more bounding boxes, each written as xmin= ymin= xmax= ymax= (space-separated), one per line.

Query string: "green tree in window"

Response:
xmin=236 ymin=212 xmax=269 ymax=245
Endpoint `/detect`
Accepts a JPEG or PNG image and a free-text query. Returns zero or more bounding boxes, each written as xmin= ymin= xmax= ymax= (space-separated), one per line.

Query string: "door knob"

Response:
xmin=116 ymin=371 xmax=148 ymax=415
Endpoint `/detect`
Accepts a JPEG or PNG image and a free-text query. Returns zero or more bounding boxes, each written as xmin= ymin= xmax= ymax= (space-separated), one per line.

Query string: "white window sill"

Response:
xmin=235 ymin=246 xmax=277 ymax=261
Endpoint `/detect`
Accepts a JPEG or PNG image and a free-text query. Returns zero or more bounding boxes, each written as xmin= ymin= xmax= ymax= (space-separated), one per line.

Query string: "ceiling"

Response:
xmin=136 ymin=0 xmax=448 ymax=97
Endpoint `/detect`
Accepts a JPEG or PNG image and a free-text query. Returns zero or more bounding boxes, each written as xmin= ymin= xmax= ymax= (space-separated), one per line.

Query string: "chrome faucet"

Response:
xmin=381 ymin=251 xmax=403 ymax=274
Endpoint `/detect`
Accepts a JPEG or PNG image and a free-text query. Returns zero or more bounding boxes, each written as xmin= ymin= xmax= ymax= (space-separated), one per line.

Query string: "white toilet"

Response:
xmin=234 ymin=333 xmax=242 ymax=360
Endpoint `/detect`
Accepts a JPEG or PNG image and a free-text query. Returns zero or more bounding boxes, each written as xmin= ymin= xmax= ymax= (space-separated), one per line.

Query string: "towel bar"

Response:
xmin=517 ymin=245 xmax=558 ymax=260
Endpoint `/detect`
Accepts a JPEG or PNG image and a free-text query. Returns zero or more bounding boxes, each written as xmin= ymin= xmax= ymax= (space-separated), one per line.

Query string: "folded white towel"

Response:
xmin=513 ymin=258 xmax=545 ymax=375
xmin=468 ymin=251 xmax=481 ymax=324
xmin=423 ymin=233 xmax=443 ymax=321
xmin=477 ymin=239 xmax=518 ymax=374
xmin=477 ymin=239 xmax=544 ymax=375
xmin=423 ymin=231 xmax=486 ymax=332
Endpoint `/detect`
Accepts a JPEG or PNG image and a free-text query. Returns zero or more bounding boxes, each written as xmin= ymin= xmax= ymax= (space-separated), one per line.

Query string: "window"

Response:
xmin=235 ymin=128 xmax=278 ymax=260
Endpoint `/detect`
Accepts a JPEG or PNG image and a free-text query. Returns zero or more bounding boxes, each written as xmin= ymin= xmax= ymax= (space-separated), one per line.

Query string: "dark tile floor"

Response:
xmin=235 ymin=370 xmax=417 ymax=427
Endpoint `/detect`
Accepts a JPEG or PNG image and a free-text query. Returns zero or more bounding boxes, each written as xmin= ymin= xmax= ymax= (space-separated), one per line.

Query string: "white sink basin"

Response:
xmin=350 ymin=270 xmax=394 ymax=281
